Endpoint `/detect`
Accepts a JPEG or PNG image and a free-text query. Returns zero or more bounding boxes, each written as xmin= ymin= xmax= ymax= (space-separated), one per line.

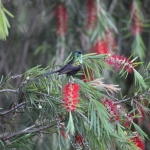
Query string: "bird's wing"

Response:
xmin=58 ymin=63 xmax=81 ymax=74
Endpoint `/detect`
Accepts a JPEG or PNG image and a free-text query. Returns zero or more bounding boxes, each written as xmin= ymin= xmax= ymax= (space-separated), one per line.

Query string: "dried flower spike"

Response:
xmin=55 ymin=3 xmax=68 ymax=36
xmin=106 ymin=54 xmax=134 ymax=73
xmin=89 ymin=78 xmax=120 ymax=94
xmin=86 ymin=0 xmax=97 ymax=30
xmin=62 ymin=83 xmax=80 ymax=112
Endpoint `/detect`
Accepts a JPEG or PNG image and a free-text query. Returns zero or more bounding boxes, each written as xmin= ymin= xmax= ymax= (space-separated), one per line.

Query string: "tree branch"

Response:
xmin=1 ymin=122 xmax=59 ymax=141
xmin=0 ymin=74 xmax=23 ymax=88
xmin=109 ymin=0 xmax=117 ymax=14
xmin=0 ymin=89 xmax=18 ymax=93
xmin=0 ymin=102 xmax=26 ymax=115
xmin=114 ymin=97 xmax=132 ymax=104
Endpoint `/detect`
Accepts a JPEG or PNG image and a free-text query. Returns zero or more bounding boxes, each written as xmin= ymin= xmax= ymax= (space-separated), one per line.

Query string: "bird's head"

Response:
xmin=73 ymin=51 xmax=83 ymax=64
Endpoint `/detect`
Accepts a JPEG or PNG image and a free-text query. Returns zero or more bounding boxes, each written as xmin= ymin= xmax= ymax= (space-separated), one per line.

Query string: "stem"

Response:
xmin=114 ymin=97 xmax=132 ymax=104
xmin=0 ymin=89 xmax=18 ymax=93
xmin=109 ymin=0 xmax=117 ymax=14
xmin=1 ymin=122 xmax=58 ymax=141
xmin=0 ymin=74 xmax=23 ymax=88
xmin=0 ymin=102 xmax=26 ymax=115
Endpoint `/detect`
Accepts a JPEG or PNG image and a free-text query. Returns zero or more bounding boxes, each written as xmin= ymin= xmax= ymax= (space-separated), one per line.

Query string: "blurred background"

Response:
xmin=0 ymin=0 xmax=150 ymax=149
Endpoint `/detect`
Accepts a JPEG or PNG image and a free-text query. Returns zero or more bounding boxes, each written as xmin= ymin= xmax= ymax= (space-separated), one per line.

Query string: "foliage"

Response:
xmin=0 ymin=0 xmax=150 ymax=150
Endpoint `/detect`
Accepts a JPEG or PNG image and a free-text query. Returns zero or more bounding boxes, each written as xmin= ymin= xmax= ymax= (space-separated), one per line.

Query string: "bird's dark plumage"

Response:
xmin=44 ymin=51 xmax=83 ymax=76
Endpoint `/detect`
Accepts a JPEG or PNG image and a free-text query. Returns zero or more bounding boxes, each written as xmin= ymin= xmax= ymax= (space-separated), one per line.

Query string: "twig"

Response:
xmin=114 ymin=97 xmax=132 ymax=104
xmin=77 ymin=111 xmax=90 ymax=124
xmin=7 ymin=74 xmax=23 ymax=81
xmin=39 ymin=92 xmax=62 ymax=102
xmin=0 ymin=102 xmax=26 ymax=115
xmin=109 ymin=0 xmax=117 ymax=14
xmin=1 ymin=122 xmax=60 ymax=141
xmin=0 ymin=89 xmax=18 ymax=93
xmin=22 ymin=125 xmax=36 ymax=132
xmin=0 ymin=74 xmax=23 ymax=88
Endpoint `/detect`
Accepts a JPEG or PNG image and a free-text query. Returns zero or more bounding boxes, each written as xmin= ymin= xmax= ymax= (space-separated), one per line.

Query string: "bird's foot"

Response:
xmin=69 ymin=76 xmax=74 ymax=83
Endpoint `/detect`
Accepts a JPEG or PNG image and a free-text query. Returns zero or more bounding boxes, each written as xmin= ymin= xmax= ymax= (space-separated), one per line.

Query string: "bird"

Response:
xmin=43 ymin=50 xmax=83 ymax=77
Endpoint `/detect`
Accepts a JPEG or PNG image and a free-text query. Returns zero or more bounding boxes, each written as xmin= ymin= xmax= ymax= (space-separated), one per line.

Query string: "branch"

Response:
xmin=1 ymin=122 xmax=59 ymax=141
xmin=7 ymin=74 xmax=24 ymax=81
xmin=114 ymin=97 xmax=132 ymax=104
xmin=109 ymin=0 xmax=117 ymax=14
xmin=114 ymin=90 xmax=150 ymax=104
xmin=0 ymin=102 xmax=26 ymax=115
xmin=0 ymin=74 xmax=23 ymax=88
xmin=0 ymin=89 xmax=18 ymax=93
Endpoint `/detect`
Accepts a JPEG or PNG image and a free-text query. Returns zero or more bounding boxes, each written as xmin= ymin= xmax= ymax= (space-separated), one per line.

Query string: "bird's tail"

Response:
xmin=43 ymin=70 xmax=59 ymax=77
xmin=29 ymin=69 xmax=59 ymax=82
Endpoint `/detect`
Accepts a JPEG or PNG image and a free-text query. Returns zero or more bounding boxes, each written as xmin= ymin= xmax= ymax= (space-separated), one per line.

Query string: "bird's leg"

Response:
xmin=69 ymin=76 xmax=74 ymax=83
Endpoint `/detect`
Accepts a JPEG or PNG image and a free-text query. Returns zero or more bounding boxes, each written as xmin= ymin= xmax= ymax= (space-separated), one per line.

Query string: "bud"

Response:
xmin=105 ymin=29 xmax=116 ymax=52
xmin=86 ymin=0 xmax=97 ymax=30
xmin=55 ymin=3 xmax=68 ymax=36
xmin=131 ymin=3 xmax=143 ymax=36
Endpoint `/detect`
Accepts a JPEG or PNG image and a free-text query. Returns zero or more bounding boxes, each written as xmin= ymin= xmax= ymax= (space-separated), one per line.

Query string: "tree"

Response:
xmin=0 ymin=0 xmax=150 ymax=149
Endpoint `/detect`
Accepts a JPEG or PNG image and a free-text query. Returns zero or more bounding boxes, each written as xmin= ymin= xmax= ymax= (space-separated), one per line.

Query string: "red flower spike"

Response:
xmin=103 ymin=99 xmax=120 ymax=122
xmin=93 ymin=39 xmax=109 ymax=54
xmin=55 ymin=3 xmax=68 ymax=36
xmin=131 ymin=3 xmax=142 ymax=36
xmin=130 ymin=134 xmax=145 ymax=150
xmin=75 ymin=133 xmax=83 ymax=146
xmin=62 ymin=83 xmax=80 ymax=112
xmin=86 ymin=0 xmax=97 ymax=30
xmin=106 ymin=54 xmax=134 ymax=73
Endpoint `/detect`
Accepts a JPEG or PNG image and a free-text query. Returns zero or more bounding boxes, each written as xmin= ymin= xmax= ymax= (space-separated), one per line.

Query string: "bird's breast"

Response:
xmin=72 ymin=62 xmax=81 ymax=66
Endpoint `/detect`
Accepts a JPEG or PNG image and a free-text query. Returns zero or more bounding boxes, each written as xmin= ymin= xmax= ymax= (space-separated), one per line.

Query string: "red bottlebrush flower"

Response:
xmin=103 ymin=99 xmax=120 ymax=122
xmin=55 ymin=3 xmax=68 ymax=36
xmin=93 ymin=39 xmax=109 ymax=54
xmin=106 ymin=54 xmax=134 ymax=73
xmin=131 ymin=3 xmax=142 ymax=36
xmin=130 ymin=134 xmax=145 ymax=150
xmin=86 ymin=0 xmax=97 ymax=30
xmin=105 ymin=29 xmax=116 ymax=52
xmin=62 ymin=83 xmax=80 ymax=112
xmin=75 ymin=133 xmax=83 ymax=146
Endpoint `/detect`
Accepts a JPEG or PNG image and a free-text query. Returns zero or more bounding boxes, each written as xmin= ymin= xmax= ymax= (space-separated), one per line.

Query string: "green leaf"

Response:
xmin=67 ymin=112 xmax=75 ymax=135
xmin=133 ymin=68 xmax=147 ymax=88
xmin=3 ymin=7 xmax=14 ymax=18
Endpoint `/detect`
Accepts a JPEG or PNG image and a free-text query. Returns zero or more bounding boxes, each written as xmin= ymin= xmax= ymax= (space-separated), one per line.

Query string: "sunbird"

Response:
xmin=44 ymin=50 xmax=83 ymax=76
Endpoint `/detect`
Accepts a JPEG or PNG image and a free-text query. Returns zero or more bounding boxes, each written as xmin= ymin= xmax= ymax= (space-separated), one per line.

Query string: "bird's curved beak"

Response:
xmin=81 ymin=50 xmax=88 ymax=54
